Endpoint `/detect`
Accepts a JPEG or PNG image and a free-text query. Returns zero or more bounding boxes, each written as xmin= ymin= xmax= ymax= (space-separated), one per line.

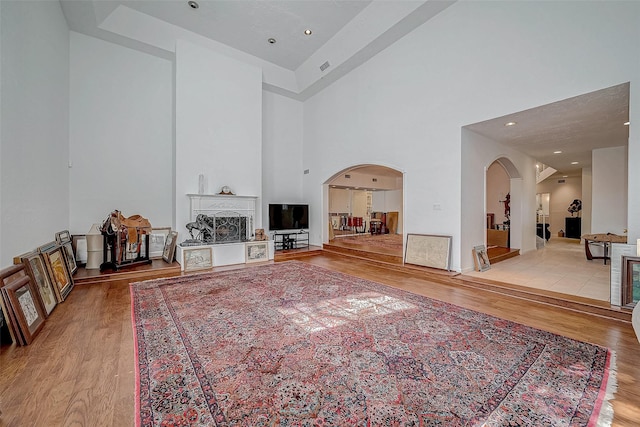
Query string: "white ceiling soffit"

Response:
xmin=60 ymin=0 xmax=455 ymax=100
xmin=465 ymin=83 xmax=630 ymax=176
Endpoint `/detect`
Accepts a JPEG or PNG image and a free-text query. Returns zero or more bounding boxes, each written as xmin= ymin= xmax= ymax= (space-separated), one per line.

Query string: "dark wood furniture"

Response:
xmin=565 ymin=217 xmax=582 ymax=239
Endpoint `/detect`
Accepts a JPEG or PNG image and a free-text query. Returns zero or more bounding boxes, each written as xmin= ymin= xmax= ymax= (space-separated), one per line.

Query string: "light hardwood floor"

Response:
xmin=0 ymin=253 xmax=638 ymax=426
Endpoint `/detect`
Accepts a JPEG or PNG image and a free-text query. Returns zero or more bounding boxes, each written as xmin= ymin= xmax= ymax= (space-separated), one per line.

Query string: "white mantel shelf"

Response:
xmin=187 ymin=194 xmax=258 ymax=220
xmin=186 ymin=194 xmax=259 ymax=199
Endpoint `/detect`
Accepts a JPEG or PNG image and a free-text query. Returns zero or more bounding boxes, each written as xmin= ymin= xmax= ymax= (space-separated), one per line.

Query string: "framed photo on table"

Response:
xmin=473 ymin=245 xmax=491 ymax=272
xmin=245 ymin=241 xmax=269 ymax=264
xmin=39 ymin=242 xmax=74 ymax=302
xmin=162 ymin=231 xmax=178 ymax=263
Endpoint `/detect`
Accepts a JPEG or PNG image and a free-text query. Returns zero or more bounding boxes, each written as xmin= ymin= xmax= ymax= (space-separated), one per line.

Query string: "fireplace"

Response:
xmin=193 ymin=213 xmax=249 ymax=244
xmin=187 ymin=194 xmax=256 ymax=244
xmin=176 ymin=193 xmax=271 ymax=270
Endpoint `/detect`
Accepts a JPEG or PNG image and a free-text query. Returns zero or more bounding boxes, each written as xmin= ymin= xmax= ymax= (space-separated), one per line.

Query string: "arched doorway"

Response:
xmin=323 ymin=164 xmax=404 ymax=262
xmin=485 ymin=157 xmax=522 ymax=262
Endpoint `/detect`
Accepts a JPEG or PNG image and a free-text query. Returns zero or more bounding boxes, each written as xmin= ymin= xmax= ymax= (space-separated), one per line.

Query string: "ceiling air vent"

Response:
xmin=320 ymin=61 xmax=330 ymax=72
xmin=558 ymin=179 xmax=566 ymax=183
xmin=303 ymin=169 xmax=309 ymax=175
xmin=344 ymin=174 xmax=351 ymax=179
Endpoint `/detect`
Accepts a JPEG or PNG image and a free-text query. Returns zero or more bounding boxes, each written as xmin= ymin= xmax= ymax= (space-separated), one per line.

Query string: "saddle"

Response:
xmin=100 ymin=210 xmax=152 ymax=243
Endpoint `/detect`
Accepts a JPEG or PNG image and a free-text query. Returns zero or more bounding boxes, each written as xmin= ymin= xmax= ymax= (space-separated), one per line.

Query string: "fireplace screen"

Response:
xmin=185 ymin=212 xmax=249 ymax=244
xmin=213 ymin=215 xmax=248 ymax=243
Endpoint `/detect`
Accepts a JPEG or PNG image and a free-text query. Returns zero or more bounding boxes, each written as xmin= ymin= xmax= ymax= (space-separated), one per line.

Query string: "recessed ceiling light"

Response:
xmin=505 ymin=122 xmax=517 ymax=127
xmin=553 ymin=150 xmax=562 ymax=154
xmin=624 ymin=121 xmax=630 ymax=126
xmin=267 ymin=38 xmax=276 ymax=44
xmin=187 ymin=1 xmax=199 ymax=9
xmin=304 ymin=29 xmax=312 ymax=36
xmin=571 ymin=161 xmax=579 ymax=165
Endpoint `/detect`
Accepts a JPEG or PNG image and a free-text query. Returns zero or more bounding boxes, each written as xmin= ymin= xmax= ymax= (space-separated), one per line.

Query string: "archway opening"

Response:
xmin=485 ymin=157 xmax=522 ymax=263
xmin=323 ymin=165 xmax=404 ymax=263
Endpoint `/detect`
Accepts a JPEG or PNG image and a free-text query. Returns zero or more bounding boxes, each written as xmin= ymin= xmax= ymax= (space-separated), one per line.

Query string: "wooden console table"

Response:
xmin=581 ymin=233 xmax=627 ymax=265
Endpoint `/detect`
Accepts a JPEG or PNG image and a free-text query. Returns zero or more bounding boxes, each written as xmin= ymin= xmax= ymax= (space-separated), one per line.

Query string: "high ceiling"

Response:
xmin=69 ymin=0 xmax=372 ymax=71
xmin=60 ymin=0 xmax=455 ymax=99
xmin=59 ymin=1 xmax=630 ymax=178
xmin=465 ymin=83 xmax=630 ymax=177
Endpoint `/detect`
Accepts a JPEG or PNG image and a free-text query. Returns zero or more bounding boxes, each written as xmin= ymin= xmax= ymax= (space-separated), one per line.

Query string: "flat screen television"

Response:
xmin=269 ymin=204 xmax=309 ymax=230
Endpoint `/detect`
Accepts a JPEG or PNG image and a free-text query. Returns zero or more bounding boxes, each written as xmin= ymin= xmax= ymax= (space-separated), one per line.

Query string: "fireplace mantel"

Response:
xmin=187 ymin=194 xmax=258 ymax=220
xmin=187 ymin=194 xmax=258 ymax=243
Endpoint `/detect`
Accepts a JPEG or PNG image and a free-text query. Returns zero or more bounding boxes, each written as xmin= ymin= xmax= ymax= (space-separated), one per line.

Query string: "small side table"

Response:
xmin=581 ymin=233 xmax=627 ymax=265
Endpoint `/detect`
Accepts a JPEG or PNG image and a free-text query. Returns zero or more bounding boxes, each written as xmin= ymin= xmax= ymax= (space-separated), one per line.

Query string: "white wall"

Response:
xmin=69 ymin=32 xmax=173 ymax=234
xmin=329 ymin=171 xmax=400 ymax=190
xmin=581 ymin=167 xmax=593 ymax=236
xmin=262 ymin=91 xmax=304 ymax=229
xmin=0 ymin=1 xmax=69 ymax=266
xmin=462 ymin=130 xmax=537 ymax=271
xmin=536 ymin=176 xmax=582 ymax=236
xmin=175 ymin=40 xmax=262 ymax=239
xmin=592 ymin=146 xmax=627 ymax=234
xmin=371 ymin=189 xmax=403 ymax=233
xmin=329 ymin=188 xmax=350 ymax=214
xmin=303 ymin=1 xmax=640 ymax=271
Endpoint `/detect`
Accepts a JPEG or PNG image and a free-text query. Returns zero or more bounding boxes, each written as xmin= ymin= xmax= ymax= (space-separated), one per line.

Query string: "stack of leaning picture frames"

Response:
xmin=1 ymin=229 xmax=79 ymax=346
xmin=0 ymin=264 xmax=46 ymax=346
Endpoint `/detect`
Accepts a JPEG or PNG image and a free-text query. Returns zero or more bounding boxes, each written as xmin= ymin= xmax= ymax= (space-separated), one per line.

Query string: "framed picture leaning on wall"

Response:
xmin=473 ymin=245 xmax=491 ymax=272
xmin=39 ymin=242 xmax=74 ymax=302
xmin=162 ymin=231 xmax=178 ymax=263
xmin=17 ymin=251 xmax=58 ymax=316
xmin=0 ymin=264 xmax=46 ymax=345
xmin=245 ymin=241 xmax=269 ymax=264
xmin=183 ymin=247 xmax=213 ymax=272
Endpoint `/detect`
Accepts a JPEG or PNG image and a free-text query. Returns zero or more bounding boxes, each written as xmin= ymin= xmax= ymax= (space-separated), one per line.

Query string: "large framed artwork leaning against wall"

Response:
xmin=38 ymin=242 xmax=74 ymax=302
xmin=0 ymin=264 xmax=46 ymax=346
xmin=404 ymin=233 xmax=452 ymax=271
xmin=16 ymin=251 xmax=58 ymax=316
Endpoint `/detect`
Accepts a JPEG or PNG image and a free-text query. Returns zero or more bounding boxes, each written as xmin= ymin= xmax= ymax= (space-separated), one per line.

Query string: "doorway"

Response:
xmin=485 ymin=158 xmax=520 ymax=263
xmin=324 ymin=164 xmax=404 ymax=260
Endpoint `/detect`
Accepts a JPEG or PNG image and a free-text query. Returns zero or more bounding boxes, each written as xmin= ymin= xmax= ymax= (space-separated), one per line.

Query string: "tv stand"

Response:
xmin=274 ymin=231 xmax=309 ymax=251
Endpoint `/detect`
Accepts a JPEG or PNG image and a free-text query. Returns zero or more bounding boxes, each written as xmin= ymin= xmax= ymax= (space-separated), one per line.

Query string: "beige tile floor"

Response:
xmin=465 ymin=237 xmax=611 ymax=302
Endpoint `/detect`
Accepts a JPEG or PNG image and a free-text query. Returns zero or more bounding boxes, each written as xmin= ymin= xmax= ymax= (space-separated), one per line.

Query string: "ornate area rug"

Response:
xmin=131 ymin=261 xmax=616 ymax=426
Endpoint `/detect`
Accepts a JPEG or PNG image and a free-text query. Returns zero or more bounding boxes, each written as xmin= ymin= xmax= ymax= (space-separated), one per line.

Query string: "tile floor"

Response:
xmin=465 ymin=238 xmax=611 ymax=302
